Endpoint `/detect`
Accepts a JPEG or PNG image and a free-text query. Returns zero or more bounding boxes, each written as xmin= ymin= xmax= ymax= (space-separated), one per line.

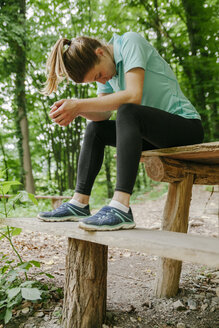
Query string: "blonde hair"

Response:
xmin=42 ymin=36 xmax=104 ymax=95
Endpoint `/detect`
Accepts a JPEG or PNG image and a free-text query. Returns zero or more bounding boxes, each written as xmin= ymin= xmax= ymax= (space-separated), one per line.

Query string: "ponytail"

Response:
xmin=41 ymin=38 xmax=71 ymax=95
xmin=42 ymin=36 xmax=104 ymax=95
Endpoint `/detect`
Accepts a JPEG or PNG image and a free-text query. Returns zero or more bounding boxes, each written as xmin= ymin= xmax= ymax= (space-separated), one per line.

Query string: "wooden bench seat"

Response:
xmin=141 ymin=141 xmax=219 ymax=164
xmin=1 ymin=141 xmax=219 ymax=328
xmin=1 ymin=217 xmax=219 ymax=267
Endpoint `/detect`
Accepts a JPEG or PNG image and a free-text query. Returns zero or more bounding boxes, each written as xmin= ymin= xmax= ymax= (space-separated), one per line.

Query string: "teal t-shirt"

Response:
xmin=97 ymin=32 xmax=201 ymax=120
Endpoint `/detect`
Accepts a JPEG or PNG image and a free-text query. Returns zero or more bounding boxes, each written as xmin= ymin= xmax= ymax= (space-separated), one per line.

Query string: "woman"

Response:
xmin=38 ymin=32 xmax=204 ymax=231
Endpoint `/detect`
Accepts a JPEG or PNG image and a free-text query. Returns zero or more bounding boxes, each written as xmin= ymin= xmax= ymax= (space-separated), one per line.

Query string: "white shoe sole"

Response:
xmin=37 ymin=215 xmax=85 ymax=222
xmin=78 ymin=222 xmax=136 ymax=231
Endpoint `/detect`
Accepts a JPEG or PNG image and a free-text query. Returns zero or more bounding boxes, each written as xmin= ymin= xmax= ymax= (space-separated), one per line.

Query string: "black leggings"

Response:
xmin=75 ymin=103 xmax=204 ymax=195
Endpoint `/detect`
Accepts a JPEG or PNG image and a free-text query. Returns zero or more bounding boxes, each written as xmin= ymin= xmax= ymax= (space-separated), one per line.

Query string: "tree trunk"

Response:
xmin=62 ymin=238 xmax=108 ymax=328
xmin=14 ymin=0 xmax=35 ymax=193
xmin=0 ymin=134 xmax=8 ymax=180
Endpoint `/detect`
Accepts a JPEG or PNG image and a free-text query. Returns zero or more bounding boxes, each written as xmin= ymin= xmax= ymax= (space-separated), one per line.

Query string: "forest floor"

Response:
xmin=1 ymin=184 xmax=219 ymax=328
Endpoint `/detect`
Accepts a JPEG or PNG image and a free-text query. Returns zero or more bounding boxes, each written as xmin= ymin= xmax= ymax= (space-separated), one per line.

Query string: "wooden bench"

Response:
xmin=141 ymin=141 xmax=219 ymax=298
xmin=1 ymin=141 xmax=219 ymax=328
xmin=0 ymin=195 xmax=72 ymax=209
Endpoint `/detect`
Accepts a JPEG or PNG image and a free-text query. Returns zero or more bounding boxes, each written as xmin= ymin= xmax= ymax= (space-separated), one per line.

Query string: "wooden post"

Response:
xmin=155 ymin=174 xmax=194 ymax=297
xmin=52 ymin=198 xmax=62 ymax=209
xmin=62 ymin=238 xmax=108 ymax=328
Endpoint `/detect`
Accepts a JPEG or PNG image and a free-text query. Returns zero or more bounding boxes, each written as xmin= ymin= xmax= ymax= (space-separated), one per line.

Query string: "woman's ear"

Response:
xmin=95 ymin=47 xmax=104 ymax=56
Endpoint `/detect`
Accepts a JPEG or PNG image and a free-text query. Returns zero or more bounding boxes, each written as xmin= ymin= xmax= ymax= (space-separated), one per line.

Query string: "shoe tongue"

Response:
xmin=99 ymin=206 xmax=111 ymax=213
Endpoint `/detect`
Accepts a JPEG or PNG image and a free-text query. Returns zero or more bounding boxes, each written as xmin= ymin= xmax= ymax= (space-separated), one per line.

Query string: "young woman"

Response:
xmin=38 ymin=32 xmax=204 ymax=231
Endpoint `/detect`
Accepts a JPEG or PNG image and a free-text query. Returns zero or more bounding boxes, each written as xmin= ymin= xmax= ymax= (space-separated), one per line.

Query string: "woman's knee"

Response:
xmin=84 ymin=120 xmax=109 ymax=139
xmin=85 ymin=121 xmax=99 ymax=136
xmin=117 ymin=103 xmax=138 ymax=122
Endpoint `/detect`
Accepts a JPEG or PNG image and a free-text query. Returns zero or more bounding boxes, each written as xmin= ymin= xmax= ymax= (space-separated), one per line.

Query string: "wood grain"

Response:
xmin=141 ymin=142 xmax=219 ymax=164
xmin=1 ymin=217 xmax=219 ymax=267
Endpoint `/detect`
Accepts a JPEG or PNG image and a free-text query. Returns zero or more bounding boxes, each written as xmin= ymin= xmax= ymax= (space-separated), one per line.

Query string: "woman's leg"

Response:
xmin=79 ymin=103 xmax=203 ymax=231
xmin=38 ymin=120 xmax=117 ymax=222
xmin=115 ymin=103 xmax=204 ymax=195
xmin=75 ymin=120 xmax=116 ymax=197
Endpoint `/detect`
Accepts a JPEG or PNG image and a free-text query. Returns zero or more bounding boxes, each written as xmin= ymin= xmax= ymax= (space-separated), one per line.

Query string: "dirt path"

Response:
xmin=2 ymin=185 xmax=219 ymax=328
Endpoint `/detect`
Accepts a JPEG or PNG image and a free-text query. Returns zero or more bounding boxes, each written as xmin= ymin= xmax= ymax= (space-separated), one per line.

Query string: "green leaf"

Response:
xmin=21 ymin=287 xmax=41 ymax=300
xmin=1 ymin=265 xmax=10 ymax=274
xmin=7 ymin=270 xmax=18 ymax=283
xmin=0 ymin=300 xmax=7 ymax=309
xmin=8 ymin=192 xmax=23 ymax=204
xmin=1 ymin=181 xmax=21 ymax=186
xmin=1 ymin=181 xmax=21 ymax=195
xmin=29 ymin=260 xmax=41 ymax=268
xmin=17 ymin=262 xmax=32 ymax=271
xmin=45 ymin=273 xmax=54 ymax=279
xmin=0 ymin=169 xmax=7 ymax=180
xmin=6 ymin=294 xmax=22 ymax=309
xmin=4 ymin=308 xmax=12 ymax=324
xmin=1 ymin=184 xmax=11 ymax=195
xmin=11 ymin=227 xmax=22 ymax=236
xmin=6 ymin=287 xmax=21 ymax=300
xmin=28 ymin=193 xmax=38 ymax=206
xmin=20 ymin=280 xmax=36 ymax=288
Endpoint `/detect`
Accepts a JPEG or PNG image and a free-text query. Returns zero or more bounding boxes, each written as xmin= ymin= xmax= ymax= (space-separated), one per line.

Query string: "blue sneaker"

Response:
xmin=37 ymin=202 xmax=91 ymax=222
xmin=79 ymin=206 xmax=136 ymax=231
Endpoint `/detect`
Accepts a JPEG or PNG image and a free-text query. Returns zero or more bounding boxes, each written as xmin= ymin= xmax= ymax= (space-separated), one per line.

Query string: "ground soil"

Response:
xmin=1 ymin=185 xmax=219 ymax=328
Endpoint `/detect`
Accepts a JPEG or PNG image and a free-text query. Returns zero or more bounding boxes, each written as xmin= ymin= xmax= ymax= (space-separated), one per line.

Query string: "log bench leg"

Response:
xmin=52 ymin=199 xmax=62 ymax=209
xmin=62 ymin=238 xmax=108 ymax=328
xmin=155 ymin=174 xmax=194 ymax=297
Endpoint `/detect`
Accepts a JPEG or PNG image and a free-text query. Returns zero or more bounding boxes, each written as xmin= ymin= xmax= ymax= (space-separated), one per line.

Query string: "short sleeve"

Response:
xmin=96 ymin=81 xmax=114 ymax=94
xmin=121 ymin=32 xmax=153 ymax=73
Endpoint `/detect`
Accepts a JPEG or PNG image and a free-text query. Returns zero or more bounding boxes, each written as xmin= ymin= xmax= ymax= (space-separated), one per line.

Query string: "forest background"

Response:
xmin=0 ymin=0 xmax=218 ymax=210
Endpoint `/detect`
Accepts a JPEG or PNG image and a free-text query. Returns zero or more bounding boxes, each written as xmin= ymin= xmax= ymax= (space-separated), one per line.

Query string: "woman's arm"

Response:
xmin=79 ymin=94 xmax=112 ymax=121
xmin=50 ymin=68 xmax=145 ymax=126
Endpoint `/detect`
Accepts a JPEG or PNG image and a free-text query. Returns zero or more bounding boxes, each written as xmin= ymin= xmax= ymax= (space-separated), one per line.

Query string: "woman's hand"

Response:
xmin=49 ymin=98 xmax=80 ymax=126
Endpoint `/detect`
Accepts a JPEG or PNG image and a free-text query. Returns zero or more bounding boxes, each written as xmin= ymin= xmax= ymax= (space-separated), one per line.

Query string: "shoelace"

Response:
xmin=52 ymin=203 xmax=70 ymax=213
xmin=98 ymin=209 xmax=125 ymax=222
xmin=94 ymin=207 xmax=111 ymax=219
xmin=94 ymin=207 xmax=122 ymax=221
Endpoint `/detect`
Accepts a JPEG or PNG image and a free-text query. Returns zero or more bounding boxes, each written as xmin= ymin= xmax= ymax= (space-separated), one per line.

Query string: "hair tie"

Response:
xmin=67 ymin=39 xmax=71 ymax=46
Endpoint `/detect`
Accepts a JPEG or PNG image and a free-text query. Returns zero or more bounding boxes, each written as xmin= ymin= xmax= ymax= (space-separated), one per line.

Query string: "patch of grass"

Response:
xmin=205 ymin=185 xmax=214 ymax=192
xmin=131 ymin=183 xmax=168 ymax=204
xmin=148 ymin=183 xmax=168 ymax=200
xmin=0 ymin=200 xmax=47 ymax=218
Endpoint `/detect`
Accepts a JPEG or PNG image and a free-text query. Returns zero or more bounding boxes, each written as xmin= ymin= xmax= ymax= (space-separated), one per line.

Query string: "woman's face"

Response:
xmin=83 ymin=47 xmax=116 ymax=84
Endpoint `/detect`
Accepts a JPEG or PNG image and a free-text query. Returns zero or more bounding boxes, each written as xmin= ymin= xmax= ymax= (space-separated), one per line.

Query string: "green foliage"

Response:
xmin=0 ymin=170 xmax=38 ymax=218
xmin=0 ymin=252 xmax=54 ymax=324
xmin=0 ymin=171 xmax=54 ymax=324
xmin=0 ymin=0 xmax=218 ymax=199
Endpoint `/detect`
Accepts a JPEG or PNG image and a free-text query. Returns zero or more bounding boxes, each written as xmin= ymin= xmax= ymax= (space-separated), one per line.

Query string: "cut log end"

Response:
xmin=144 ymin=156 xmax=165 ymax=181
xmin=143 ymin=156 xmax=219 ymax=184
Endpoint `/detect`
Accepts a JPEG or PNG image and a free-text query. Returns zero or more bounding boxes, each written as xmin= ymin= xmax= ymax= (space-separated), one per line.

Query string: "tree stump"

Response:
xmin=62 ymin=238 xmax=108 ymax=328
xmin=155 ymin=174 xmax=194 ymax=297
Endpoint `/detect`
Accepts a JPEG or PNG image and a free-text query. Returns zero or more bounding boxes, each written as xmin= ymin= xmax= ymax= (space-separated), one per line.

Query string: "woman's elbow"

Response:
xmin=128 ymin=93 xmax=142 ymax=105
xmin=92 ymin=111 xmax=112 ymax=122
